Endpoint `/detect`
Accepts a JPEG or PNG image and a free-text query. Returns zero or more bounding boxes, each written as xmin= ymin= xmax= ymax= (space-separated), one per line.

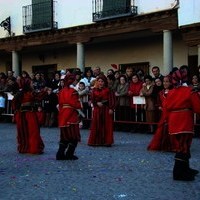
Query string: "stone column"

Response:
xmin=12 ymin=50 xmax=20 ymax=77
xmin=163 ymin=30 xmax=173 ymax=75
xmin=77 ymin=42 xmax=85 ymax=73
xmin=198 ymin=44 xmax=200 ymax=66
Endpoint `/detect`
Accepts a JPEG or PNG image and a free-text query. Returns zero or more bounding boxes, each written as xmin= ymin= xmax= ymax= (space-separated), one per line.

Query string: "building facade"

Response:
xmin=0 ymin=0 xmax=200 ymax=77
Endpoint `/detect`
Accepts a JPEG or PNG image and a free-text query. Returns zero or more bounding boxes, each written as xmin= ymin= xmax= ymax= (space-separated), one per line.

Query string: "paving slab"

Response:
xmin=0 ymin=123 xmax=200 ymax=200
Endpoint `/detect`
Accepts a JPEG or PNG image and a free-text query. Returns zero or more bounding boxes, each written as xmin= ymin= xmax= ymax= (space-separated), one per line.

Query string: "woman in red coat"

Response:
xmin=12 ymin=83 xmax=44 ymax=154
xmin=88 ymin=75 xmax=115 ymax=146
xmin=56 ymin=74 xmax=82 ymax=160
xmin=165 ymin=68 xmax=200 ymax=181
xmin=128 ymin=73 xmax=144 ymax=123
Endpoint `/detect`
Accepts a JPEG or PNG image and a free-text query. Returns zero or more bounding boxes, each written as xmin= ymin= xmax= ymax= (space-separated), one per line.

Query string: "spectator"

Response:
xmin=125 ymin=66 xmax=133 ymax=83
xmin=115 ymin=74 xmax=130 ymax=131
xmin=77 ymin=82 xmax=89 ymax=129
xmin=136 ymin=69 xmax=145 ymax=82
xmin=60 ymin=69 xmax=66 ymax=79
xmin=17 ymin=71 xmax=32 ymax=91
xmin=58 ymin=79 xmax=65 ymax=91
xmin=180 ymin=65 xmax=191 ymax=84
xmin=0 ymin=72 xmax=7 ymax=91
xmin=7 ymin=70 xmax=16 ymax=81
xmin=153 ymin=77 xmax=164 ymax=122
xmin=93 ymin=66 xmax=102 ymax=78
xmin=107 ymin=74 xmax=118 ymax=92
xmin=50 ymin=72 xmax=61 ymax=93
xmin=79 ymin=68 xmax=96 ymax=88
xmin=43 ymin=87 xmax=58 ymax=127
xmin=0 ymin=91 xmax=6 ymax=120
xmin=32 ymin=72 xmax=47 ymax=108
xmin=71 ymin=69 xmax=82 ymax=89
xmin=114 ymin=70 xmax=121 ymax=82
xmin=140 ymin=75 xmax=156 ymax=133
xmin=189 ymin=74 xmax=200 ymax=136
xmin=3 ymin=77 xmax=19 ymax=95
xmin=169 ymin=67 xmax=178 ymax=75
xmin=128 ymin=73 xmax=144 ymax=123
xmin=190 ymin=74 xmax=200 ymax=92
xmin=32 ymin=72 xmax=46 ymax=93
xmin=107 ymin=69 xmax=115 ymax=76
xmin=151 ymin=66 xmax=164 ymax=81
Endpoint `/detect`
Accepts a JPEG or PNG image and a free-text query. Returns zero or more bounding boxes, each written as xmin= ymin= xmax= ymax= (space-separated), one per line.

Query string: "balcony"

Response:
xmin=92 ymin=0 xmax=137 ymax=22
xmin=23 ymin=0 xmax=58 ymax=34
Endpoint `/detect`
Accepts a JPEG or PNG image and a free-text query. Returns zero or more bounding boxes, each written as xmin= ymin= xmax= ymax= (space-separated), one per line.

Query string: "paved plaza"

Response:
xmin=0 ymin=122 xmax=200 ymax=200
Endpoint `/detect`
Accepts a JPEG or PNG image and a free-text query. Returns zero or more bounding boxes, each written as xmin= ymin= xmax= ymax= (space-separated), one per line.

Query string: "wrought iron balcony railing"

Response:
xmin=23 ymin=0 xmax=57 ymax=34
xmin=93 ymin=0 xmax=138 ymax=22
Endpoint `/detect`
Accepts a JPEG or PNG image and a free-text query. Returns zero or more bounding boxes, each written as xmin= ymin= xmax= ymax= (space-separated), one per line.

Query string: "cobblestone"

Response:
xmin=0 ymin=123 xmax=200 ymax=200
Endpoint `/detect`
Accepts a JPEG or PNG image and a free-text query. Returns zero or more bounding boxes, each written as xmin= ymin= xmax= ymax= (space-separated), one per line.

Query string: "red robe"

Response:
xmin=88 ymin=87 xmax=115 ymax=146
xmin=164 ymin=86 xmax=200 ymax=153
xmin=147 ymin=89 xmax=179 ymax=151
xmin=165 ymin=86 xmax=200 ymax=135
xmin=58 ymin=87 xmax=82 ymax=142
xmin=13 ymin=92 xmax=44 ymax=154
xmin=36 ymin=111 xmax=45 ymax=126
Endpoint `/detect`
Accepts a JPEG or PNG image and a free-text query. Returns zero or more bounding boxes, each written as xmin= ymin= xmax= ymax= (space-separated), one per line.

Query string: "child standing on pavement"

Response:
xmin=165 ymin=68 xmax=200 ymax=181
xmin=56 ymin=74 xmax=82 ymax=160
xmin=43 ymin=87 xmax=58 ymax=127
xmin=77 ymin=82 xmax=89 ymax=128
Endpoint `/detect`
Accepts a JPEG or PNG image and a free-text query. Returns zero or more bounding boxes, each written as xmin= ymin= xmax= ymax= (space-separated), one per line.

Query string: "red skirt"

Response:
xmin=88 ymin=106 xmax=114 ymax=146
xmin=15 ymin=111 xmax=44 ymax=154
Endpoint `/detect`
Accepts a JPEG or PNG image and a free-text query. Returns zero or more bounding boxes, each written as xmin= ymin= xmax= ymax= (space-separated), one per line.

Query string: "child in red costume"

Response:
xmin=56 ymin=73 xmax=82 ymax=160
xmin=165 ymin=68 xmax=200 ymax=181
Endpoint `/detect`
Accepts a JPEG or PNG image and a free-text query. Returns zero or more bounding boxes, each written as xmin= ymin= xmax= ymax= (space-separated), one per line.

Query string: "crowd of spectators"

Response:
xmin=0 ymin=65 xmax=200 ymax=131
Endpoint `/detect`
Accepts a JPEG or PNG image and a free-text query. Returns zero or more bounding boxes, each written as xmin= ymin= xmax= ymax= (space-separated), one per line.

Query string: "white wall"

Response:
xmin=56 ymin=0 xmax=93 ymax=28
xmin=0 ymin=0 xmax=179 ymax=38
xmin=135 ymin=0 xmax=177 ymax=14
xmin=2 ymin=0 xmax=200 ymax=38
xmin=0 ymin=0 xmax=30 ymax=37
xmin=178 ymin=0 xmax=200 ymax=26
xmin=0 ymin=0 xmax=93 ymax=38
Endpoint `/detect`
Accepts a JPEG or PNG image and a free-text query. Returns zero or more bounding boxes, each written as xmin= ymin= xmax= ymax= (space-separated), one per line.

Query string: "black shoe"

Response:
xmin=56 ymin=151 xmax=66 ymax=160
xmin=173 ymin=158 xmax=195 ymax=181
xmin=65 ymin=155 xmax=79 ymax=160
xmin=173 ymin=172 xmax=195 ymax=181
xmin=56 ymin=143 xmax=67 ymax=160
xmin=189 ymin=168 xmax=199 ymax=176
xmin=65 ymin=143 xmax=78 ymax=160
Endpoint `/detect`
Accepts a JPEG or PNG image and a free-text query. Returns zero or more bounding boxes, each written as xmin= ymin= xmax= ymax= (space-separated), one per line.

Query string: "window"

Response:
xmin=23 ymin=0 xmax=57 ymax=33
xmin=93 ymin=0 xmax=137 ymax=22
xmin=120 ymin=62 xmax=150 ymax=75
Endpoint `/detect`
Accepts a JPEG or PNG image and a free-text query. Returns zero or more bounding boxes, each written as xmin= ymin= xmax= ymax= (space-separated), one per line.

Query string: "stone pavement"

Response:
xmin=0 ymin=122 xmax=200 ymax=200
